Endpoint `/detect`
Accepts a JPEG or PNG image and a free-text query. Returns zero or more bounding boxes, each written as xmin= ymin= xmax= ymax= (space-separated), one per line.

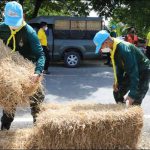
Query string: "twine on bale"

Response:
xmin=0 ymin=40 xmax=43 ymax=113
xmin=26 ymin=102 xmax=143 ymax=149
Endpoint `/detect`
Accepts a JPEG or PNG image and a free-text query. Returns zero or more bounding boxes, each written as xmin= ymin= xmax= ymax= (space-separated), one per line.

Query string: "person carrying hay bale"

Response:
xmin=93 ymin=30 xmax=150 ymax=106
xmin=0 ymin=1 xmax=45 ymax=130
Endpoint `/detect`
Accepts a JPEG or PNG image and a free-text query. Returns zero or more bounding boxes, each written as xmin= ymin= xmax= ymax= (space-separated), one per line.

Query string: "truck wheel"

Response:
xmin=64 ymin=51 xmax=81 ymax=68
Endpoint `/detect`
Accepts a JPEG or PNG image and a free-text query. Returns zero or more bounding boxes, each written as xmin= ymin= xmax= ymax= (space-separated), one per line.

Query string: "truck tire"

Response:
xmin=64 ymin=51 xmax=81 ymax=68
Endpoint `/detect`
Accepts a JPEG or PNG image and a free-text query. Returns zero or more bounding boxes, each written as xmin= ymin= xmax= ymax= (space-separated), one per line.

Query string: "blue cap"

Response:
xmin=4 ymin=1 xmax=23 ymax=27
xmin=111 ymin=25 xmax=117 ymax=30
xmin=93 ymin=30 xmax=110 ymax=54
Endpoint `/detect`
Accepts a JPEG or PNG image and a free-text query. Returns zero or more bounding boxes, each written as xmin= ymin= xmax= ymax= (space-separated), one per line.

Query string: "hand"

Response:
xmin=125 ymin=96 xmax=134 ymax=107
xmin=113 ymin=83 xmax=118 ymax=92
xmin=30 ymin=74 xmax=41 ymax=84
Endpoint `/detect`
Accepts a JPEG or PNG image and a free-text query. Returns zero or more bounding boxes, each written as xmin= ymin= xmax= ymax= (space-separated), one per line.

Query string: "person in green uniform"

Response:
xmin=93 ymin=30 xmax=150 ymax=106
xmin=0 ymin=1 xmax=45 ymax=130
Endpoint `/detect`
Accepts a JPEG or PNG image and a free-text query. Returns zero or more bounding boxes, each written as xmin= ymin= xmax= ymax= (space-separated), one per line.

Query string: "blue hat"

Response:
xmin=111 ymin=25 xmax=117 ymax=30
xmin=4 ymin=1 xmax=23 ymax=27
xmin=93 ymin=30 xmax=110 ymax=54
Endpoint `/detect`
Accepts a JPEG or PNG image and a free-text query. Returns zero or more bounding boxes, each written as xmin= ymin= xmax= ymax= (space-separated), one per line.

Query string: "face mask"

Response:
xmin=101 ymin=47 xmax=111 ymax=53
xmin=9 ymin=26 xmax=19 ymax=30
xmin=44 ymin=26 xmax=48 ymax=31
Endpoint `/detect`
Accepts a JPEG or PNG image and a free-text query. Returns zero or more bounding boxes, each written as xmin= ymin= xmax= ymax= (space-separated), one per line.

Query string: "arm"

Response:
xmin=27 ymin=26 xmax=45 ymax=75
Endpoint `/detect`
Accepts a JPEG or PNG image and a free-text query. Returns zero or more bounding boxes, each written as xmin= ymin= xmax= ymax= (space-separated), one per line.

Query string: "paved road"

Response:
xmin=0 ymin=61 xmax=150 ymax=131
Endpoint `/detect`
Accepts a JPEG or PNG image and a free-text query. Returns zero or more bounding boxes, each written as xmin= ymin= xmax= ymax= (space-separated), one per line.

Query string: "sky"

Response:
xmin=89 ymin=10 xmax=109 ymax=26
xmin=89 ymin=10 xmax=98 ymax=17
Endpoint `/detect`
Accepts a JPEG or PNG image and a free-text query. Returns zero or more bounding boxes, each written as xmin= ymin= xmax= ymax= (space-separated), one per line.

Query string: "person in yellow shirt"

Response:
xmin=38 ymin=22 xmax=50 ymax=74
xmin=146 ymin=31 xmax=150 ymax=59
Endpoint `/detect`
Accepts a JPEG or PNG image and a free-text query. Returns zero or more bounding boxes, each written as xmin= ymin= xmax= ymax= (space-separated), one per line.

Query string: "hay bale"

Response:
xmin=0 ymin=128 xmax=33 ymax=149
xmin=26 ymin=102 xmax=143 ymax=149
xmin=0 ymin=40 xmax=43 ymax=113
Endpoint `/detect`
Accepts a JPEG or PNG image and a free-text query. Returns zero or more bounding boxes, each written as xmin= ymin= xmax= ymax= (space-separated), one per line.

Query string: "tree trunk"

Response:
xmin=19 ymin=0 xmax=24 ymax=6
xmin=32 ymin=0 xmax=44 ymax=18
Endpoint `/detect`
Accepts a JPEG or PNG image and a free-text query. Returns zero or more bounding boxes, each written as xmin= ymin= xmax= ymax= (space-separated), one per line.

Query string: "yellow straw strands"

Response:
xmin=0 ymin=40 xmax=42 ymax=113
xmin=0 ymin=102 xmax=143 ymax=149
xmin=0 ymin=129 xmax=33 ymax=149
xmin=27 ymin=102 xmax=143 ymax=149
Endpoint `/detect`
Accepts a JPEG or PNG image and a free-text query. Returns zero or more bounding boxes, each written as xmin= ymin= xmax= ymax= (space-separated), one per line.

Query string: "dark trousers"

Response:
xmin=42 ymin=46 xmax=51 ymax=71
xmin=146 ymin=46 xmax=150 ymax=60
xmin=1 ymin=88 xmax=45 ymax=130
xmin=113 ymin=70 xmax=150 ymax=105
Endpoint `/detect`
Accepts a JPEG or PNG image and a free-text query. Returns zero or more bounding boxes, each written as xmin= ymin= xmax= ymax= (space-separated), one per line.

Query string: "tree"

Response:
xmin=89 ymin=0 xmax=116 ymax=18
xmin=22 ymin=0 xmax=90 ymax=20
xmin=90 ymin=0 xmax=150 ymax=37
xmin=110 ymin=0 xmax=150 ymax=37
xmin=19 ymin=0 xmax=24 ymax=6
xmin=0 ymin=0 xmax=149 ymax=37
xmin=32 ymin=0 xmax=44 ymax=18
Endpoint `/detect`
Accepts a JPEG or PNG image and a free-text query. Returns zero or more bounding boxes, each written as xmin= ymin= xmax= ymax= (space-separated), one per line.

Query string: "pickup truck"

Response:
xmin=28 ymin=16 xmax=102 ymax=67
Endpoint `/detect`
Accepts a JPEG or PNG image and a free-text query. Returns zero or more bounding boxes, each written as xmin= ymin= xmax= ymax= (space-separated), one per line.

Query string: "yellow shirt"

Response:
xmin=146 ymin=32 xmax=150 ymax=46
xmin=38 ymin=28 xmax=47 ymax=46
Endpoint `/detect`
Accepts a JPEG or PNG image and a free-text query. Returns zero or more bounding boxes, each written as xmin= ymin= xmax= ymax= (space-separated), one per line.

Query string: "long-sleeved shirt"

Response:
xmin=113 ymin=39 xmax=150 ymax=99
xmin=0 ymin=22 xmax=45 ymax=75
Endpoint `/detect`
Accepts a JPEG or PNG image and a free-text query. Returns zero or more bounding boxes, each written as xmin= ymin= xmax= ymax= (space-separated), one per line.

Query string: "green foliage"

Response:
xmin=90 ymin=0 xmax=150 ymax=37
xmin=109 ymin=21 xmax=125 ymax=36
xmin=110 ymin=0 xmax=150 ymax=37
xmin=0 ymin=0 xmax=149 ymax=38
xmin=0 ymin=0 xmax=6 ymax=22
xmin=89 ymin=0 xmax=115 ymax=18
xmin=23 ymin=0 xmax=90 ymax=20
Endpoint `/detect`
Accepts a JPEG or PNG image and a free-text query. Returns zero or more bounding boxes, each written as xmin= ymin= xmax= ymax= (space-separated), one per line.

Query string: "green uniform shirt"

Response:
xmin=0 ymin=23 xmax=45 ymax=75
xmin=115 ymin=41 xmax=150 ymax=99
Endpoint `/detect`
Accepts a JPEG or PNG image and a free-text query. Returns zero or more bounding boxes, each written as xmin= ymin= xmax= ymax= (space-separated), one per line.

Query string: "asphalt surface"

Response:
xmin=0 ymin=60 xmax=150 ymax=148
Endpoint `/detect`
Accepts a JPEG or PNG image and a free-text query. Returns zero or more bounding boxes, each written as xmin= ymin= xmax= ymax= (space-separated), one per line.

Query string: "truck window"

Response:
xmin=54 ymin=20 xmax=70 ymax=39
xmin=87 ymin=21 xmax=101 ymax=30
xmin=71 ymin=21 xmax=86 ymax=30
xmin=55 ymin=20 xmax=70 ymax=30
xmin=70 ymin=20 xmax=86 ymax=39
xmin=85 ymin=21 xmax=101 ymax=40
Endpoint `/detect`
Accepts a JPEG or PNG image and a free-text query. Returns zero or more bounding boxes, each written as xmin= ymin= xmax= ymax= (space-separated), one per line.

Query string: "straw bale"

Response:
xmin=26 ymin=102 xmax=143 ymax=149
xmin=0 ymin=40 xmax=43 ymax=113
xmin=0 ymin=128 xmax=33 ymax=149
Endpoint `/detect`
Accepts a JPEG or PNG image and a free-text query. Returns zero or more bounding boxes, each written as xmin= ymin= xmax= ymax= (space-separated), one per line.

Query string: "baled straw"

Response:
xmin=0 ymin=129 xmax=33 ymax=149
xmin=0 ymin=40 xmax=43 ymax=113
xmin=26 ymin=102 xmax=143 ymax=149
